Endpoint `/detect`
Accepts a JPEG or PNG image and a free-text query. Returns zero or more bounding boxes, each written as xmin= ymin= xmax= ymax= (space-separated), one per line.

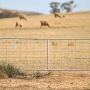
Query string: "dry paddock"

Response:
xmin=0 ymin=12 xmax=90 ymax=90
xmin=0 ymin=71 xmax=90 ymax=90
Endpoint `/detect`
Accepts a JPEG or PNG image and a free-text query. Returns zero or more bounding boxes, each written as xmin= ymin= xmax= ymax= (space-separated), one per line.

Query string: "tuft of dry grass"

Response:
xmin=30 ymin=71 xmax=52 ymax=79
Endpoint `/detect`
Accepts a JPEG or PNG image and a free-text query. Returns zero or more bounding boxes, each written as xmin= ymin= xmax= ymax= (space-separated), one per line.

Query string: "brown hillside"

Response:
xmin=0 ymin=12 xmax=90 ymax=39
xmin=0 ymin=8 xmax=41 ymax=18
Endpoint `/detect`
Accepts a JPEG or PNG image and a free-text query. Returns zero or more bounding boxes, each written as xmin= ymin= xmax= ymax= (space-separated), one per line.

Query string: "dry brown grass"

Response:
xmin=0 ymin=12 xmax=90 ymax=39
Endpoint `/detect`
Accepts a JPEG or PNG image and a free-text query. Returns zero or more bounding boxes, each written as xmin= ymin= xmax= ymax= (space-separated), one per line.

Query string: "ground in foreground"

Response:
xmin=0 ymin=72 xmax=90 ymax=90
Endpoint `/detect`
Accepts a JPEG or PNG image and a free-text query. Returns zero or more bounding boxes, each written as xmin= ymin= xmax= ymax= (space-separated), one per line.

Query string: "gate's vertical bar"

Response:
xmin=47 ymin=40 xmax=49 ymax=70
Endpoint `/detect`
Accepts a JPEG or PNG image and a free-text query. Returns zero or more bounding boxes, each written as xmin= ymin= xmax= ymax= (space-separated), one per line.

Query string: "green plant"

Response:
xmin=0 ymin=63 xmax=25 ymax=78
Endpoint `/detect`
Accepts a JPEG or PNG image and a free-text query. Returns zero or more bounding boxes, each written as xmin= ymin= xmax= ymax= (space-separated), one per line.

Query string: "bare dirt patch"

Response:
xmin=0 ymin=72 xmax=90 ymax=90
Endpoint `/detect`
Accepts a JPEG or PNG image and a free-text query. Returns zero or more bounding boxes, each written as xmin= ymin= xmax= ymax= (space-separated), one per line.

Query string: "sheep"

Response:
xmin=15 ymin=20 xmax=23 ymax=29
xmin=54 ymin=13 xmax=61 ymax=18
xmin=40 ymin=20 xmax=50 ymax=28
xmin=54 ymin=13 xmax=65 ymax=18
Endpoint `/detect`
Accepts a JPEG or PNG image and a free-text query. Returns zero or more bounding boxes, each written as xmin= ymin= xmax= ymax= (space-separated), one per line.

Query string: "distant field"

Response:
xmin=0 ymin=12 xmax=90 ymax=39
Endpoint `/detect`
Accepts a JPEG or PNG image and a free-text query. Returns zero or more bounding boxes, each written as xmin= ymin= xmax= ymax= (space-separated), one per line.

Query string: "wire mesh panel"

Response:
xmin=0 ymin=38 xmax=90 ymax=73
xmin=0 ymin=39 xmax=48 ymax=73
xmin=48 ymin=40 xmax=90 ymax=71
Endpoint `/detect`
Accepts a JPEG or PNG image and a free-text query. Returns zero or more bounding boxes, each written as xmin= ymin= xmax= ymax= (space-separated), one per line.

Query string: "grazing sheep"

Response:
xmin=15 ymin=14 xmax=27 ymax=29
xmin=40 ymin=21 xmax=50 ymax=28
xmin=15 ymin=20 xmax=23 ymax=29
xmin=54 ymin=13 xmax=61 ymax=18
xmin=15 ymin=22 xmax=22 ymax=28
xmin=54 ymin=13 xmax=65 ymax=18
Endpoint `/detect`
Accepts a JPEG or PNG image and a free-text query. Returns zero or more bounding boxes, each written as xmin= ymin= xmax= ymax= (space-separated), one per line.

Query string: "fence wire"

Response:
xmin=0 ymin=38 xmax=90 ymax=73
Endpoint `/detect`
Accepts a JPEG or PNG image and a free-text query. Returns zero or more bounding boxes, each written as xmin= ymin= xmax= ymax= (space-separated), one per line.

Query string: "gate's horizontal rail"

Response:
xmin=26 ymin=69 xmax=90 ymax=71
xmin=0 ymin=38 xmax=90 ymax=40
